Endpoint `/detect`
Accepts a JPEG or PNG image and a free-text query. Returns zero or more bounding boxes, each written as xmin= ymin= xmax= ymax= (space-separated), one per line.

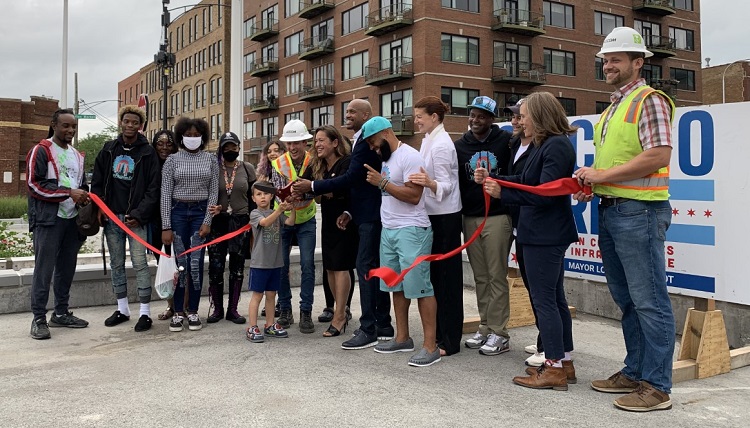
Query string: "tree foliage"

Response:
xmin=76 ymin=126 xmax=118 ymax=172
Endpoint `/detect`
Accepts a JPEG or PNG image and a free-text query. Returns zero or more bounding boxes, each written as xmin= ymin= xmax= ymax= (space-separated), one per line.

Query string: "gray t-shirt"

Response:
xmin=249 ymin=208 xmax=285 ymax=269
xmin=217 ymin=161 xmax=256 ymax=215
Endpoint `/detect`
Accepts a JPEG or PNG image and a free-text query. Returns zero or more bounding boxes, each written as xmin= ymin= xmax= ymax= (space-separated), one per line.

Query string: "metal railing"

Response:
xmin=388 ymin=115 xmax=414 ymax=134
xmin=250 ymin=58 xmax=279 ymax=73
xmin=644 ymin=35 xmax=675 ymax=51
xmin=299 ymin=35 xmax=334 ymax=55
xmin=249 ymin=97 xmax=278 ymax=110
xmin=366 ymin=3 xmax=413 ymax=30
xmin=365 ymin=57 xmax=414 ymax=82
xmin=299 ymin=79 xmax=334 ymax=97
xmin=492 ymin=61 xmax=546 ymax=84
xmin=492 ymin=8 xmax=545 ymax=29
xmin=249 ymin=19 xmax=279 ymax=38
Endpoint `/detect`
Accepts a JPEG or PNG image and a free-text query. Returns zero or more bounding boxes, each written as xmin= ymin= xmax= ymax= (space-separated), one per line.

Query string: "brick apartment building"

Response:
xmin=244 ymin=0 xmax=702 ymax=151
xmin=118 ymin=0 xmax=232 ymax=152
xmin=0 ymin=96 xmax=59 ymax=197
xmin=702 ymin=61 xmax=750 ymax=105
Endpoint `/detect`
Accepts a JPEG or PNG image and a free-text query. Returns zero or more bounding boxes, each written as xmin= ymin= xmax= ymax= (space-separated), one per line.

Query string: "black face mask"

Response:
xmin=223 ymin=151 xmax=240 ymax=162
xmin=378 ymin=139 xmax=392 ymax=162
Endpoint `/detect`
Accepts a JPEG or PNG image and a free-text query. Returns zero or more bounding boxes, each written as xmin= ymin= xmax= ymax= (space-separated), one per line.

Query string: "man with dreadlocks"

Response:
xmin=91 ymin=105 xmax=161 ymax=332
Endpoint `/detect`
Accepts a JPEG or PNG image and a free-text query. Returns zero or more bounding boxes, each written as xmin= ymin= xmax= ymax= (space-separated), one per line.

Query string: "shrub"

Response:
xmin=0 ymin=196 xmax=28 ymax=219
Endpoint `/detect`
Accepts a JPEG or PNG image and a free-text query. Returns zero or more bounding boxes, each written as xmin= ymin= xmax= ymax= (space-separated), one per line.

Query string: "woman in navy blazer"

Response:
xmin=475 ymin=92 xmax=578 ymax=391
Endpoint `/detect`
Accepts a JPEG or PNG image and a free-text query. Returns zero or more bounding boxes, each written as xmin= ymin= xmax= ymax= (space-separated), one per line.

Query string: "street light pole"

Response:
xmin=722 ymin=59 xmax=750 ymax=104
xmin=155 ymin=0 xmax=176 ymax=131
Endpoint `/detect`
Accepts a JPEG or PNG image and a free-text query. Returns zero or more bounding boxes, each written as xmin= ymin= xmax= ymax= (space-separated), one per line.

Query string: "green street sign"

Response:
xmin=75 ymin=114 xmax=96 ymax=119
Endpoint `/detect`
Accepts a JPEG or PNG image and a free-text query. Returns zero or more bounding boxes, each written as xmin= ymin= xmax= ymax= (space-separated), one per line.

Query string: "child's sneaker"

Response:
xmin=264 ymin=322 xmax=289 ymax=338
xmin=246 ymin=325 xmax=264 ymax=343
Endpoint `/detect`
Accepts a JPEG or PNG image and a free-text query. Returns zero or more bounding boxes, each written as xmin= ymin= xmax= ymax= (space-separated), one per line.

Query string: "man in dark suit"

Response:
xmin=293 ymin=99 xmax=393 ymax=349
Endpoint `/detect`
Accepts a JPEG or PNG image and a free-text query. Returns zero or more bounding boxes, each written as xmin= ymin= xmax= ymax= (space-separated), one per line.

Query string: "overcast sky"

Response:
xmin=0 ymin=0 xmax=746 ymax=137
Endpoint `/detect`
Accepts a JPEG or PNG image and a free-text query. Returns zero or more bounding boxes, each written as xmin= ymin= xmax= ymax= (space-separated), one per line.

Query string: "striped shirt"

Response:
xmin=161 ymin=150 xmax=219 ymax=228
xmin=602 ymin=78 xmax=672 ymax=151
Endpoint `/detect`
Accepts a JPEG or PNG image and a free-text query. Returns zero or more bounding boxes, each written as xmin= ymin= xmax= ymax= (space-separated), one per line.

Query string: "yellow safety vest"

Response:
xmin=592 ymin=85 xmax=675 ymax=201
xmin=271 ymin=152 xmax=316 ymax=224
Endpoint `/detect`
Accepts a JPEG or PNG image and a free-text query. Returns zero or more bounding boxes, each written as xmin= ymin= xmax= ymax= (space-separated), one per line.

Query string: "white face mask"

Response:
xmin=183 ymin=136 xmax=202 ymax=150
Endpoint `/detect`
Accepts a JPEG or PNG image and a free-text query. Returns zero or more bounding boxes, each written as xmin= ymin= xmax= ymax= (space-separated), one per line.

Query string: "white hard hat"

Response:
xmin=597 ymin=27 xmax=653 ymax=58
xmin=279 ymin=119 xmax=312 ymax=142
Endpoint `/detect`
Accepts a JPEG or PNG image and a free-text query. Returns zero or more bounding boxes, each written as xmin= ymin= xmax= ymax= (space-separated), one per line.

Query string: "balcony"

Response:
xmin=249 ymin=97 xmax=278 ymax=113
xmin=645 ymin=35 xmax=676 ymax=58
xmin=650 ymin=79 xmax=679 ymax=102
xmin=364 ymin=58 xmax=414 ymax=86
xmin=248 ymin=20 xmax=279 ymax=42
xmin=249 ymin=58 xmax=279 ymax=77
xmin=633 ymin=0 xmax=675 ymax=16
xmin=365 ymin=4 xmax=413 ymax=37
xmin=492 ymin=61 xmax=546 ymax=86
xmin=389 ymin=115 xmax=414 ymax=136
xmin=298 ymin=79 xmax=335 ymax=101
xmin=491 ymin=9 xmax=545 ymax=36
xmin=298 ymin=36 xmax=334 ymax=61
xmin=299 ymin=0 xmax=335 ymax=19
xmin=245 ymin=137 xmax=267 ymax=153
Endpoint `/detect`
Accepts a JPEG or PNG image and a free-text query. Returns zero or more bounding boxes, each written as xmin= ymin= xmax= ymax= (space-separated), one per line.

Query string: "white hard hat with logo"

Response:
xmin=597 ymin=27 xmax=653 ymax=58
xmin=279 ymin=119 xmax=313 ymax=142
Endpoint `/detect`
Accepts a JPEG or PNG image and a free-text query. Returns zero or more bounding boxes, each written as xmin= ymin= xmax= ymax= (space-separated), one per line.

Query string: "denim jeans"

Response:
xmin=30 ymin=217 xmax=84 ymax=319
xmin=278 ymin=217 xmax=316 ymax=312
xmin=104 ymin=215 xmax=151 ymax=303
xmin=598 ymin=199 xmax=675 ymax=393
xmin=171 ymin=200 xmax=207 ymax=313
xmin=355 ymin=221 xmax=392 ymax=335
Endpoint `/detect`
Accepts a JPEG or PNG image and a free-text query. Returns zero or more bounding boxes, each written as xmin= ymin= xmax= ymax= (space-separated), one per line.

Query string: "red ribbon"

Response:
xmin=367 ymin=177 xmax=592 ymax=287
xmin=89 ymin=193 xmax=250 ymax=258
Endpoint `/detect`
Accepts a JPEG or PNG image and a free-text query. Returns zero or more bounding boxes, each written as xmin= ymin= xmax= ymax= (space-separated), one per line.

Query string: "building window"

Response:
xmin=244 ymin=121 xmax=256 ymax=140
xmin=217 ymin=40 xmax=223 ymax=64
xmin=208 ymin=5 xmax=213 ymax=31
xmin=182 ymin=88 xmax=192 ymax=112
xmin=441 ymin=0 xmax=478 ymax=13
xmin=211 ymin=115 xmax=217 ymax=140
xmin=594 ymin=11 xmax=623 ymax=36
xmin=244 ymin=17 xmax=255 ymax=39
xmin=244 ymin=52 xmax=256 ymax=73
xmin=262 ymin=79 xmax=278 ymax=100
xmin=312 ymin=105 xmax=334 ymax=129
xmin=543 ymin=1 xmax=574 ymax=29
xmin=285 ymin=112 xmax=304 ymax=124
xmin=262 ymin=117 xmax=278 ymax=138
xmin=202 ymin=8 xmax=207 ymax=35
xmin=261 ymin=5 xmax=277 ymax=30
xmin=262 ymin=42 xmax=278 ymax=62
xmin=380 ymin=89 xmax=413 ymax=117
xmin=441 ymin=34 xmax=479 ymax=65
xmin=494 ymin=92 xmax=529 ymax=113
xmin=595 ymin=58 xmax=604 ymax=81
xmin=440 ymin=87 xmax=480 ymax=116
xmin=342 ymin=3 xmax=369 ymax=35
xmin=595 ymin=101 xmax=610 ymax=114
xmin=643 ymin=64 xmax=663 ymax=85
xmin=544 ymin=49 xmax=575 ymax=76
xmin=217 ymin=0 xmax=222 ymax=26
xmin=188 ymin=18 xmax=193 ymax=43
xmin=670 ymin=68 xmax=695 ymax=91
xmin=312 ymin=18 xmax=333 ymax=43
xmin=635 ymin=19 xmax=661 ymax=40
xmin=217 ymin=77 xmax=223 ymax=103
xmin=669 ymin=27 xmax=695 ymax=51
xmin=493 ymin=42 xmax=531 ymax=75
xmin=244 ymin=87 xmax=256 ymax=107
xmin=312 ymin=63 xmax=334 ymax=87
xmin=671 ymin=0 xmax=693 ymax=11
xmin=210 ymin=79 xmax=217 ymax=104
xmin=557 ymin=98 xmax=576 ymax=116
xmin=343 ymin=51 xmax=369 ymax=80
xmin=285 ymin=72 xmax=304 ymax=95
xmin=380 ymin=36 xmax=412 ymax=69
xmin=285 ymin=31 xmax=304 ymax=57
xmin=285 ymin=0 xmax=302 ymax=17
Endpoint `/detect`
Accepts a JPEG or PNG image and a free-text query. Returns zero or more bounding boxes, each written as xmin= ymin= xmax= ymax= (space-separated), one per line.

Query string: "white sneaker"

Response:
xmin=525 ymin=351 xmax=546 ymax=367
xmin=464 ymin=331 xmax=487 ymax=349
xmin=478 ymin=333 xmax=510 ymax=356
xmin=524 ymin=344 xmax=537 ymax=354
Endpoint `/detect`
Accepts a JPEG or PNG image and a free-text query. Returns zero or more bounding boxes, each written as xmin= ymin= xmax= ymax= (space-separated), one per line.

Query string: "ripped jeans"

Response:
xmin=171 ymin=200 xmax=208 ymax=313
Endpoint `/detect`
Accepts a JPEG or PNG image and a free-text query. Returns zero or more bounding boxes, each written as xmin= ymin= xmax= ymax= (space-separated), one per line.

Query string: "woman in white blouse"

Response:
xmin=408 ymin=96 xmax=464 ymax=356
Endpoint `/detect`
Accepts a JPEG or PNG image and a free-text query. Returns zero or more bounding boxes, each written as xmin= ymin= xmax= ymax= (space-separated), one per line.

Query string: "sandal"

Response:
xmin=157 ymin=307 xmax=174 ymax=321
xmin=323 ymin=320 xmax=348 ymax=337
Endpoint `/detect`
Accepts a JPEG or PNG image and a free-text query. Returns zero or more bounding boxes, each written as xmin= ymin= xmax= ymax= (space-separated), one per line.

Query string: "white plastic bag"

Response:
xmin=154 ymin=247 xmax=178 ymax=300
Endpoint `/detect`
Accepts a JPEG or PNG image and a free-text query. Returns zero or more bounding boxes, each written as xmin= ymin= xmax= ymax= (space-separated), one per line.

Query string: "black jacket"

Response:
xmin=499 ymin=134 xmax=579 ymax=247
xmin=454 ymin=124 xmax=513 ymax=217
xmin=90 ymin=133 xmax=161 ymax=225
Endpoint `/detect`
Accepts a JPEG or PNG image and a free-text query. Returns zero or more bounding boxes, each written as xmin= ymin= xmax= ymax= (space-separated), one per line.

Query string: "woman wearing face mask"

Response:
xmin=206 ymin=132 xmax=257 ymax=324
xmin=161 ymin=117 xmax=219 ymax=332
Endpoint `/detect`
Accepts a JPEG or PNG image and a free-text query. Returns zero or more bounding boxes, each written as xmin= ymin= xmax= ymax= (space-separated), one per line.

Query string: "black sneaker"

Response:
xmin=30 ymin=318 xmax=51 ymax=340
xmin=299 ymin=310 xmax=315 ymax=334
xmin=49 ymin=311 xmax=89 ymax=328
xmin=134 ymin=315 xmax=153 ymax=332
xmin=318 ymin=307 xmax=334 ymax=323
xmin=104 ymin=310 xmax=130 ymax=327
xmin=187 ymin=313 xmax=202 ymax=331
xmin=278 ymin=309 xmax=294 ymax=329
xmin=341 ymin=329 xmax=378 ymax=350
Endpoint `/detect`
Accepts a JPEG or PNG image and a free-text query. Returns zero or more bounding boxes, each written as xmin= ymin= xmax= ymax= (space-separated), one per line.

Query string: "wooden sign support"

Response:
xmin=673 ymin=298 xmax=732 ymax=382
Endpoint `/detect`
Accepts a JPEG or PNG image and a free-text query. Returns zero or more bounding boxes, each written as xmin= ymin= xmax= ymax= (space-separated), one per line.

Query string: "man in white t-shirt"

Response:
xmin=361 ymin=116 xmax=440 ymax=367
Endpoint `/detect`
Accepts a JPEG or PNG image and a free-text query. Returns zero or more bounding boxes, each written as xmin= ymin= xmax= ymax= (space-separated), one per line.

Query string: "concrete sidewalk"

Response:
xmin=1 ymin=286 xmax=748 ymax=427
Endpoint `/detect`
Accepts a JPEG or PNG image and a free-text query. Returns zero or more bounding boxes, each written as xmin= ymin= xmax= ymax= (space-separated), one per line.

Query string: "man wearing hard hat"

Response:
xmin=574 ymin=27 xmax=675 ymax=412
xmin=270 ymin=119 xmax=317 ymax=334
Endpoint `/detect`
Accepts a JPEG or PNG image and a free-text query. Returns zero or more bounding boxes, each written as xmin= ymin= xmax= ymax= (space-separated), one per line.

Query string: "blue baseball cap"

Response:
xmin=361 ymin=116 xmax=392 ymax=140
xmin=467 ymin=96 xmax=498 ymax=117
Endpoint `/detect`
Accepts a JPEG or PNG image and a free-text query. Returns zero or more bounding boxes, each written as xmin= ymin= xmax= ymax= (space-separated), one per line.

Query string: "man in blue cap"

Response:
xmin=454 ymin=96 xmax=514 ymax=356
xmin=361 ymin=116 xmax=440 ymax=367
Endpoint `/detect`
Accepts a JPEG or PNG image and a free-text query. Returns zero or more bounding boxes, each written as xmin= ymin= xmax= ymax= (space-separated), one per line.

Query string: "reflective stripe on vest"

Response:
xmin=592 ymin=85 xmax=675 ymax=201
xmin=271 ymin=152 xmax=316 ymax=224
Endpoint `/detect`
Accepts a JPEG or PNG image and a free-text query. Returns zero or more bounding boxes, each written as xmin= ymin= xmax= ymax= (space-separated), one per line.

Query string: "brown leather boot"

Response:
xmin=514 ymin=365 xmax=568 ymax=391
xmin=525 ymin=360 xmax=576 ymax=383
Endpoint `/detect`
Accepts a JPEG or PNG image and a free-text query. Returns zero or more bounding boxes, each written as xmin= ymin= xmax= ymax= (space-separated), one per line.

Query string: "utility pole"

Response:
xmin=61 ymin=0 xmax=69 ymax=108
xmin=74 ymin=72 xmax=79 ymax=147
xmin=155 ymin=0 xmax=175 ymax=131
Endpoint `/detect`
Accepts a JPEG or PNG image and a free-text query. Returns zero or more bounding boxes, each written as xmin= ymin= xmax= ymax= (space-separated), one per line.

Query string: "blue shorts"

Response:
xmin=249 ymin=267 xmax=281 ymax=293
xmin=380 ymin=226 xmax=434 ymax=299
